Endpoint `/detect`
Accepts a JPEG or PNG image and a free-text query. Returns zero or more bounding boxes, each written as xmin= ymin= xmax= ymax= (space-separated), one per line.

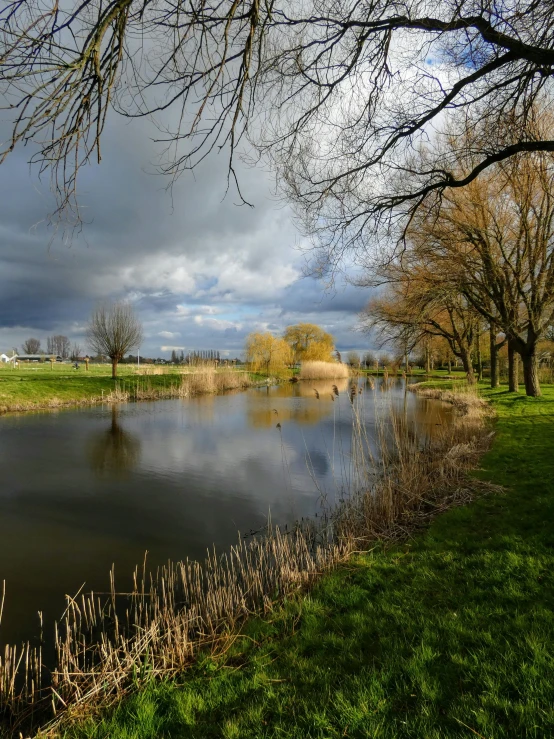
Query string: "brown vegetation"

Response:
xmin=359 ymin=113 xmax=554 ymax=398
xmin=407 ymin=383 xmax=491 ymax=419
xmin=297 ymin=361 xmax=350 ymax=380
xmin=407 ymin=128 xmax=554 ymax=397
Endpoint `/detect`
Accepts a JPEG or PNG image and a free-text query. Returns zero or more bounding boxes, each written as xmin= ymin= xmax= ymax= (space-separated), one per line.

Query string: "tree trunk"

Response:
xmin=460 ymin=348 xmax=476 ymax=384
xmin=112 ymin=357 xmax=118 ymax=379
xmin=522 ymin=351 xmax=541 ymax=397
xmin=425 ymin=346 xmax=431 ymax=375
xmin=508 ymin=339 xmax=518 ymax=392
xmin=476 ymin=341 xmax=483 ymax=381
xmin=489 ymin=325 xmax=499 ymax=388
xmin=447 ymin=357 xmax=452 ymax=374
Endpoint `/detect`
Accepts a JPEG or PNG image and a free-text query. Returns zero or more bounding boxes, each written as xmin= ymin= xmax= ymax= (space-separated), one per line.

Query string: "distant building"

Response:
xmin=16 ymin=354 xmax=63 ymax=362
xmin=1 ymin=353 xmax=17 ymax=363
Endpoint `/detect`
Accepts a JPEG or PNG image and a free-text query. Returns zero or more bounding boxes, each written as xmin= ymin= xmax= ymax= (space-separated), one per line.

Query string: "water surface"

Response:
xmin=0 ymin=377 xmax=449 ymax=646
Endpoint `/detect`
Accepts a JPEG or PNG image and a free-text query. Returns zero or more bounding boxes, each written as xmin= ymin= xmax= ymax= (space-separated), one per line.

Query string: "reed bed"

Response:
xmin=0 ymin=383 xmax=495 ymax=738
xmin=104 ymin=369 xmax=253 ymax=404
xmin=408 ymin=382 xmax=491 ymax=419
xmin=342 ymin=384 xmax=495 ymax=546
xmin=298 ymin=361 xmax=350 ymax=380
xmin=179 ymin=367 xmax=252 ymax=396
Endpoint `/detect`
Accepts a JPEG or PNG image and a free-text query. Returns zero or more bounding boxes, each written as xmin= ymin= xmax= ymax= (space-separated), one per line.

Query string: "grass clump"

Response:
xmin=59 ymin=386 xmax=554 ymax=739
xmin=298 ymin=361 xmax=350 ymax=380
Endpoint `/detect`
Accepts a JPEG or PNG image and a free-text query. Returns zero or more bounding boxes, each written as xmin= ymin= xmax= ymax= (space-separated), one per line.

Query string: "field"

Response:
xmin=0 ymin=363 xmax=252 ymax=413
xmin=53 ymin=383 xmax=554 ymax=739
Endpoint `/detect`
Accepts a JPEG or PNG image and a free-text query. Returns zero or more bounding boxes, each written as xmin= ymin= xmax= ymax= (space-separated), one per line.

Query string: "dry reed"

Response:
xmin=298 ymin=361 xmax=350 ymax=380
xmin=126 ymin=369 xmax=253 ymax=401
xmin=340 ymin=383 xmax=495 ymax=546
xmin=0 ymin=383 xmax=496 ymax=738
xmin=408 ymin=383 xmax=491 ymax=419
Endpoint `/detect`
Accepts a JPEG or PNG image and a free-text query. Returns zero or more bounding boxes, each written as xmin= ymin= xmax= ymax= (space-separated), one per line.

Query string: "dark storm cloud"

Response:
xmin=0 ymin=111 xmax=376 ymax=356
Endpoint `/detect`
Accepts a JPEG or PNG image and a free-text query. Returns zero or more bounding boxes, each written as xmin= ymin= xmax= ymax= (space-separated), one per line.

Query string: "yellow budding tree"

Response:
xmin=245 ymin=332 xmax=292 ymax=376
xmin=283 ymin=323 xmax=335 ymax=364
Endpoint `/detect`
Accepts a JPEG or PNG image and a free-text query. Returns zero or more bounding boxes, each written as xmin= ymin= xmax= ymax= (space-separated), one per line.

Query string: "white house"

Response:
xmin=0 ymin=353 xmax=16 ymax=363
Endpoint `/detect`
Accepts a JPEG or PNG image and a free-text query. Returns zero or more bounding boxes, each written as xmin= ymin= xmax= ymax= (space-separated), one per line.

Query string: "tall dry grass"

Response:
xmin=0 ymin=382 xmax=495 ymax=737
xmin=298 ymin=361 xmax=350 ymax=380
xmin=179 ymin=367 xmax=252 ymax=396
xmin=103 ymin=369 xmax=253 ymax=404
xmin=407 ymin=382 xmax=491 ymax=420
xmin=340 ymin=383 xmax=495 ymax=546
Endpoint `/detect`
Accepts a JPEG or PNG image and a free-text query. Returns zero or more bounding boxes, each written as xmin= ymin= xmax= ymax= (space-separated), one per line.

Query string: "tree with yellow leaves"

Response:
xmin=245 ymin=332 xmax=292 ymax=376
xmin=283 ymin=324 xmax=335 ymax=364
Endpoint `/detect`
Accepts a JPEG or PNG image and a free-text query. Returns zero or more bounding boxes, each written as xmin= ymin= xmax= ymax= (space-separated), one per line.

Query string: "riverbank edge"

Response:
xmin=0 ymin=371 xmax=274 ymax=415
xmin=22 ymin=384 xmax=510 ymax=739
xmin=54 ymin=382 xmax=554 ymax=738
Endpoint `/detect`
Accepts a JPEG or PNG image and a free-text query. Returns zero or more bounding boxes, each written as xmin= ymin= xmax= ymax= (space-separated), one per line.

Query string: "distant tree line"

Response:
xmin=18 ymin=335 xmax=83 ymax=360
xmin=172 ymin=349 xmax=222 ymax=365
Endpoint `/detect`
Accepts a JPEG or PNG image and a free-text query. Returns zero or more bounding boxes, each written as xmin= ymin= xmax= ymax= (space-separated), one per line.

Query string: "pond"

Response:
xmin=0 ymin=376 xmax=450 ymax=648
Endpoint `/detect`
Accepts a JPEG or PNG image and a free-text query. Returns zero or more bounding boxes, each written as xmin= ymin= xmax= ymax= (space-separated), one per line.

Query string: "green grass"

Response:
xmin=0 ymin=365 xmax=175 ymax=410
xmin=0 ymin=364 xmax=254 ymax=412
xmin=61 ymin=385 xmax=554 ymax=739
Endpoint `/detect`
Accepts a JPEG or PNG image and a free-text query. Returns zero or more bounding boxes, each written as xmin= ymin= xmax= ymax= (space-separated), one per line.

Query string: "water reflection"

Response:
xmin=247 ymin=378 xmax=349 ymax=427
xmin=0 ymin=377 xmax=451 ymax=647
xmin=88 ymin=406 xmax=141 ymax=476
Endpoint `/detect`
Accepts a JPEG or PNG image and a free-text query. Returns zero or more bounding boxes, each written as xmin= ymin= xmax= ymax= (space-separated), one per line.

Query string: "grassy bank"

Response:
xmin=59 ymin=385 xmax=554 ymax=739
xmin=0 ymin=365 xmax=254 ymax=413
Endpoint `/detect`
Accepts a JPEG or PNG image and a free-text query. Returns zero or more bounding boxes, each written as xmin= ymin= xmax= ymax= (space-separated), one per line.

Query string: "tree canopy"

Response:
xmin=360 ymin=129 xmax=554 ymax=396
xmin=87 ymin=301 xmax=143 ymax=378
xmin=1 ymin=0 xmax=553 ymax=244
xmin=245 ymin=332 xmax=292 ymax=375
xmin=283 ymin=324 xmax=335 ymax=364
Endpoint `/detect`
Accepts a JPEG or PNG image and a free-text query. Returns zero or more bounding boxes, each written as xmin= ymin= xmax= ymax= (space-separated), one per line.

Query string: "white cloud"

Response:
xmin=0 ymin=104 xmax=373 ymax=358
xmin=159 ymin=330 xmax=179 ymax=338
xmin=193 ymin=315 xmax=242 ymax=331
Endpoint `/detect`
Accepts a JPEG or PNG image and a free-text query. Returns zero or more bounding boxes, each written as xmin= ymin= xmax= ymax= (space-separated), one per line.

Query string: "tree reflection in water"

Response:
xmin=247 ymin=378 xmax=350 ymax=428
xmin=88 ymin=405 xmax=141 ymax=476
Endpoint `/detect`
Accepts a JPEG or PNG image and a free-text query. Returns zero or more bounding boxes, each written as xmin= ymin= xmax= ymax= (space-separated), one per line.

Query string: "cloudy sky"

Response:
xmin=0 ymin=113 xmax=374 ymax=359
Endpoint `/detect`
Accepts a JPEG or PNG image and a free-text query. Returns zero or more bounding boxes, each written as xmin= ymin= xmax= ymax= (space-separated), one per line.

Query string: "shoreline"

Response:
xmin=0 ymin=368 xmax=264 ymax=416
xmin=0 ymin=379 xmax=497 ymax=737
xmin=51 ymin=381 xmax=554 ymax=739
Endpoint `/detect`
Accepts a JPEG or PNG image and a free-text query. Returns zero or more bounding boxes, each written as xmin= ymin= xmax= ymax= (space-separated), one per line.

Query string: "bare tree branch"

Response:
xmin=1 ymin=0 xmax=554 ymax=245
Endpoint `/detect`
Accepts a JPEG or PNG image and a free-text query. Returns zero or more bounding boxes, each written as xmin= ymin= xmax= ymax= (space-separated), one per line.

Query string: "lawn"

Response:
xmin=0 ymin=364 xmax=250 ymax=412
xmin=60 ymin=385 xmax=554 ymax=739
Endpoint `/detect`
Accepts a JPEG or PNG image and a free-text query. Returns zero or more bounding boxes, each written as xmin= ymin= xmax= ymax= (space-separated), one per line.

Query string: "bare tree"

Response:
xmin=71 ymin=343 xmax=83 ymax=361
xmin=408 ymin=137 xmax=554 ymax=396
xmin=47 ymin=335 xmax=71 ymax=358
xmin=21 ymin=338 xmax=41 ymax=354
xmin=86 ymin=302 xmax=143 ymax=379
xmin=360 ymin=255 xmax=481 ymax=383
xmin=346 ymin=351 xmax=361 ymax=368
xmin=1 ymin=0 xmax=554 ymax=241
xmin=363 ymin=352 xmax=376 ymax=369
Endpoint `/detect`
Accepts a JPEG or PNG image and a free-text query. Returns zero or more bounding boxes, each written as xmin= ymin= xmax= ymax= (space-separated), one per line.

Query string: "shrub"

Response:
xmin=298 ymin=361 xmax=350 ymax=380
